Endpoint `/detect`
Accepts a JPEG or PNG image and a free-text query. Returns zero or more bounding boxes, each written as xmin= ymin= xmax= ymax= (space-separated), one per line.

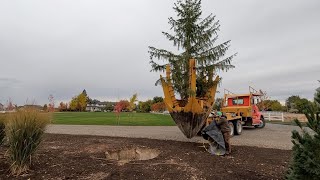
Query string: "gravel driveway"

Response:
xmin=46 ymin=123 xmax=302 ymax=150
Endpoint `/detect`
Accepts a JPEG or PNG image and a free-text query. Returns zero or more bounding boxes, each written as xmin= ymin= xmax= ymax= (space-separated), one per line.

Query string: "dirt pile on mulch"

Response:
xmin=0 ymin=134 xmax=291 ymax=180
xmin=284 ymin=113 xmax=307 ymax=122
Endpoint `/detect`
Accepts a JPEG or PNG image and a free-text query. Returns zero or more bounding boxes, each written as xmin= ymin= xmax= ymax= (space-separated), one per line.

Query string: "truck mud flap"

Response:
xmin=201 ymin=120 xmax=226 ymax=155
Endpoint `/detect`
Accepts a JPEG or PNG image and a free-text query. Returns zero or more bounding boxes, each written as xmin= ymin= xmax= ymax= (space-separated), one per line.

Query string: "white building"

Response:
xmin=86 ymin=103 xmax=106 ymax=112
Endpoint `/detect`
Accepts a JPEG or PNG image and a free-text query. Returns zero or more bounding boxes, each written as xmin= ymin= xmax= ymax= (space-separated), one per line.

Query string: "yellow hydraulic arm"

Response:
xmin=160 ymin=59 xmax=220 ymax=138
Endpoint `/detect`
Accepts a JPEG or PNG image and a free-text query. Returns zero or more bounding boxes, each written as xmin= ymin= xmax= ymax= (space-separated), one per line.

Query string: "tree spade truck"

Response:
xmin=207 ymin=87 xmax=266 ymax=136
xmin=160 ymin=59 xmax=265 ymax=138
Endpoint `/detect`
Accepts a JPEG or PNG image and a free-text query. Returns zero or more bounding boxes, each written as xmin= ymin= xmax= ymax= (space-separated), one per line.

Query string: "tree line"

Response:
xmin=54 ymin=89 xmax=166 ymax=113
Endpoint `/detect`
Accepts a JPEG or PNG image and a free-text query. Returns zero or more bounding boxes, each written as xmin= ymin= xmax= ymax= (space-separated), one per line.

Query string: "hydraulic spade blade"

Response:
xmin=170 ymin=112 xmax=208 ymax=138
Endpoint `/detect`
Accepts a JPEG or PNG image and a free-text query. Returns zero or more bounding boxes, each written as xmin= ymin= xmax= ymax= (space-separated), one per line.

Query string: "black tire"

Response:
xmin=255 ymin=116 xmax=266 ymax=128
xmin=228 ymin=121 xmax=234 ymax=137
xmin=233 ymin=120 xmax=243 ymax=135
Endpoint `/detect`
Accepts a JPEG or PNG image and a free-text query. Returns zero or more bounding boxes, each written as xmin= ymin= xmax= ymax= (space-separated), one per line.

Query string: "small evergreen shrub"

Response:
xmin=287 ymin=87 xmax=320 ymax=179
xmin=5 ymin=108 xmax=51 ymax=175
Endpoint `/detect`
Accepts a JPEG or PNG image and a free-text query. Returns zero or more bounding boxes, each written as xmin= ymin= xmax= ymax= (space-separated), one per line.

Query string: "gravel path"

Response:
xmin=46 ymin=123 xmax=301 ymax=150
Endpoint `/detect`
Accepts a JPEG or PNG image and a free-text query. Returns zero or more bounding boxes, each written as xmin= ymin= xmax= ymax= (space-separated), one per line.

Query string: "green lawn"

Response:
xmin=53 ymin=112 xmax=176 ymax=126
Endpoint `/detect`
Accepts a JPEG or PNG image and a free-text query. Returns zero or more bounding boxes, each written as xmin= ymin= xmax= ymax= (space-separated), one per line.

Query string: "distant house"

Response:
xmin=86 ymin=103 xmax=106 ymax=112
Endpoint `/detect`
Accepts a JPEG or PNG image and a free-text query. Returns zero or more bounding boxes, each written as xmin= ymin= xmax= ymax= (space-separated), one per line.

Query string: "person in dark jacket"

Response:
xmin=216 ymin=112 xmax=231 ymax=154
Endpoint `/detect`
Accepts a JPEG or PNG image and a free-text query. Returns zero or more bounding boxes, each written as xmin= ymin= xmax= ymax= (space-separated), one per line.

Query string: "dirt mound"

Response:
xmin=284 ymin=113 xmax=307 ymax=122
xmin=106 ymin=147 xmax=160 ymax=165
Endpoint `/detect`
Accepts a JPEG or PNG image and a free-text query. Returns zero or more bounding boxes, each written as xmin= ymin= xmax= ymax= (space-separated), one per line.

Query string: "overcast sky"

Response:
xmin=0 ymin=0 xmax=319 ymax=105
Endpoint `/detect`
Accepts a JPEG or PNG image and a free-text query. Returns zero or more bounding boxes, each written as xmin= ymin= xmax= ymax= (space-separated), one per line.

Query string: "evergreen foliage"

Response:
xmin=43 ymin=104 xmax=48 ymax=111
xmin=315 ymin=87 xmax=320 ymax=108
xmin=153 ymin=96 xmax=164 ymax=103
xmin=149 ymin=0 xmax=235 ymax=99
xmin=213 ymin=98 xmax=223 ymax=110
xmin=287 ymin=87 xmax=320 ymax=179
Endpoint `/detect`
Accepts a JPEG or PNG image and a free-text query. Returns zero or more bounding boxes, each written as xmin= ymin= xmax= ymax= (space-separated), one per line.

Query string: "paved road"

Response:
xmin=46 ymin=123 xmax=302 ymax=150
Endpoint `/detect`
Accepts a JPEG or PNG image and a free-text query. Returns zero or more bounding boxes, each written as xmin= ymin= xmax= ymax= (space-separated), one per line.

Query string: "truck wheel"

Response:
xmin=255 ymin=117 xmax=266 ymax=128
xmin=233 ymin=120 xmax=243 ymax=135
xmin=228 ymin=121 xmax=234 ymax=137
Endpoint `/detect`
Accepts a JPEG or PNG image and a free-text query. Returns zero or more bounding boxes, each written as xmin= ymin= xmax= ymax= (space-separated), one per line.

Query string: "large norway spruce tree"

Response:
xmin=149 ymin=0 xmax=235 ymax=99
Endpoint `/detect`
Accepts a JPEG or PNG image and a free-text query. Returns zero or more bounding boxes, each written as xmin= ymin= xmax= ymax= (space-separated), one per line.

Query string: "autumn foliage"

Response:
xmin=114 ymin=100 xmax=130 ymax=112
xmin=69 ymin=91 xmax=87 ymax=111
xmin=48 ymin=94 xmax=55 ymax=112
xmin=128 ymin=93 xmax=138 ymax=112
xmin=151 ymin=102 xmax=166 ymax=112
xmin=58 ymin=102 xmax=68 ymax=112
xmin=5 ymin=98 xmax=15 ymax=111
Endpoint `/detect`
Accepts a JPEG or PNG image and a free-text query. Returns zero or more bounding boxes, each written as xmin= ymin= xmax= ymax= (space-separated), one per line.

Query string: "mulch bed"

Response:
xmin=0 ymin=134 xmax=291 ymax=180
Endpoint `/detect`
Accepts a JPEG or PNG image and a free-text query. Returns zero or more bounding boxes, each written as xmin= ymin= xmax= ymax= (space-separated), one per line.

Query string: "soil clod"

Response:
xmin=105 ymin=147 xmax=160 ymax=164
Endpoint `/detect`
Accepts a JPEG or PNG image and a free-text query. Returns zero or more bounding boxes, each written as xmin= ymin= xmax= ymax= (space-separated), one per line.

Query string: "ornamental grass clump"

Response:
xmin=0 ymin=114 xmax=5 ymax=145
xmin=5 ymin=108 xmax=51 ymax=175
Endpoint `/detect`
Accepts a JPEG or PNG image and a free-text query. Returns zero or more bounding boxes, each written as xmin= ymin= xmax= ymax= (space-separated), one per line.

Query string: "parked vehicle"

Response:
xmin=207 ymin=86 xmax=266 ymax=136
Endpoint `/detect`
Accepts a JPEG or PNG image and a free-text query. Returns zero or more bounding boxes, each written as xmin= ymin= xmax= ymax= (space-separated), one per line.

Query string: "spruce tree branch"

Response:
xmin=149 ymin=60 xmax=166 ymax=72
xmin=162 ymin=32 xmax=183 ymax=48
xmin=199 ymin=14 xmax=215 ymax=27
xmin=148 ymin=46 xmax=179 ymax=61
xmin=192 ymin=35 xmax=218 ymax=53
xmin=196 ymin=54 xmax=236 ymax=72
xmin=195 ymin=42 xmax=231 ymax=63
xmin=198 ymin=40 xmax=230 ymax=57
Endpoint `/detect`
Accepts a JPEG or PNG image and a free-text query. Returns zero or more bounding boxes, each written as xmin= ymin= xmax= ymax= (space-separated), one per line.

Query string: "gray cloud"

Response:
xmin=0 ymin=78 xmax=20 ymax=90
xmin=0 ymin=0 xmax=319 ymax=105
xmin=0 ymin=78 xmax=20 ymax=83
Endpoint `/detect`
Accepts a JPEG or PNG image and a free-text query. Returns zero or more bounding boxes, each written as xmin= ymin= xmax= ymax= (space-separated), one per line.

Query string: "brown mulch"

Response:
xmin=0 ymin=134 xmax=291 ymax=180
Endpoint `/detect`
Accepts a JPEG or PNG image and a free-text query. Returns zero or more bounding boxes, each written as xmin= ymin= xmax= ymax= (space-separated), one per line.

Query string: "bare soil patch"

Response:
xmin=0 ymin=134 xmax=291 ymax=180
xmin=284 ymin=113 xmax=307 ymax=122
